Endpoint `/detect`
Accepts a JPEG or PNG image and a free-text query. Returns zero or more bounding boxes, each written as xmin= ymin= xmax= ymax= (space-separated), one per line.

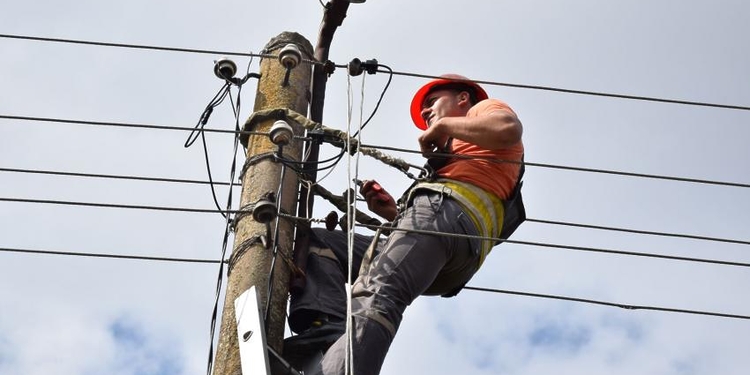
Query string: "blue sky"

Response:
xmin=1 ymin=1 xmax=749 ymax=375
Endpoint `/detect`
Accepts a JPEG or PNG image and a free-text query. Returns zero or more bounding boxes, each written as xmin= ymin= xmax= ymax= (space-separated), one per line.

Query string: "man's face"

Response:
xmin=420 ymin=89 xmax=464 ymax=128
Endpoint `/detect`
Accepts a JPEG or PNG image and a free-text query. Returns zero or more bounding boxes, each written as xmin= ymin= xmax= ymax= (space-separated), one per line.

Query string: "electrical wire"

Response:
xmin=7 ymin=191 xmax=750 ymax=267
xmin=185 ymin=82 xmax=233 ymax=147
xmin=3 ymin=166 xmax=746 ymax=247
xmin=184 ymin=82 xmax=236 ymax=219
xmin=351 ymin=64 xmax=393 ymax=137
xmin=462 ymin=286 xmax=750 ymax=320
xmin=526 ymin=218 xmax=750 ymax=246
xmin=0 ymin=196 xmax=237 ymax=215
xmin=344 ymin=71 xmax=366 ymax=375
xmin=0 ymin=166 xmax=235 ymax=187
xmin=340 ymin=220 xmax=750 ymax=269
xmin=359 ymin=142 xmax=750 ymax=189
xmin=2 ymin=32 xmax=747 ymax=111
xmin=0 ymin=114 xmax=265 ymax=136
xmin=204 ymin=72 xmax=248 ymax=375
xmin=4 ymin=113 xmax=748 ymax=189
xmin=3 ymin=245 xmax=747 ymax=321
xmin=0 ymin=33 xmax=273 ymax=59
xmin=275 ymin=149 xmax=347 ymax=173
xmin=1 ymin=246 xmax=224 ymax=264
xmin=384 ymin=69 xmax=750 ymax=112
xmin=0 ymin=33 xmax=322 ymax=66
xmin=9 ymin=158 xmax=749 ymax=246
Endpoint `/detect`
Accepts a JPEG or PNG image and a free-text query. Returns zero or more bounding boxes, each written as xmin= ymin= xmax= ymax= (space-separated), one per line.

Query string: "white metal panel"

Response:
xmin=234 ymin=286 xmax=271 ymax=375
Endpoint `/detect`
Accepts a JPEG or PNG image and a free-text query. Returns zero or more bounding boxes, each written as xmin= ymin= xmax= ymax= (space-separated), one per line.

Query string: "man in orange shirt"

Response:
xmin=286 ymin=74 xmax=525 ymax=375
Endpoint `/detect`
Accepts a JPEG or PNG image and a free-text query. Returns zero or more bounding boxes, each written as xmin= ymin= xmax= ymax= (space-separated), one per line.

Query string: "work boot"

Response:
xmin=284 ymin=314 xmax=345 ymax=355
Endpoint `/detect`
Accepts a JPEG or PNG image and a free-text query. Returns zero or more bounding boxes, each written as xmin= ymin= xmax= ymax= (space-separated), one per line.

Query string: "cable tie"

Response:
xmin=239 ymin=152 xmax=278 ymax=180
xmin=226 ymin=235 xmax=264 ymax=276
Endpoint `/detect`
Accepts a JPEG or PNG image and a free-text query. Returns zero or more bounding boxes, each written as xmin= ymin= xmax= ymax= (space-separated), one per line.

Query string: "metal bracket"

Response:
xmin=235 ymin=286 xmax=271 ymax=375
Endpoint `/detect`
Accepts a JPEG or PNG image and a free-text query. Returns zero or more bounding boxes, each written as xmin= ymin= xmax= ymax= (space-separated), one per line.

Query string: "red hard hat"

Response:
xmin=410 ymin=74 xmax=488 ymax=130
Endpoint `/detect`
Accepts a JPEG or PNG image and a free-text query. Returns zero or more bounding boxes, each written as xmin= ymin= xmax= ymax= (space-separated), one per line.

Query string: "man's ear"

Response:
xmin=457 ymin=91 xmax=471 ymax=107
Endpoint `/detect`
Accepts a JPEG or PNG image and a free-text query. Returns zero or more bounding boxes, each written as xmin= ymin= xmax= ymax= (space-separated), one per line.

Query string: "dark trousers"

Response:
xmin=289 ymin=191 xmax=482 ymax=375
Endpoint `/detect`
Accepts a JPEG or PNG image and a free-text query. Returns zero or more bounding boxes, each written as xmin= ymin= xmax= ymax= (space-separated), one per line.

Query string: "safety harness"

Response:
xmin=401 ymin=155 xmax=526 ymax=266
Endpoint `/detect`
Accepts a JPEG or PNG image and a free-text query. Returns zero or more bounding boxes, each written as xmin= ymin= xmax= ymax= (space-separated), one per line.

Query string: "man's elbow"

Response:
xmin=505 ymin=120 xmax=523 ymax=145
xmin=493 ymin=115 xmax=523 ymax=148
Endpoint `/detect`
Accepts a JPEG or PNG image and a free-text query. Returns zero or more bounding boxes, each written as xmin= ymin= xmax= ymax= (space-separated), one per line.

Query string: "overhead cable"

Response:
xmin=4 ymin=165 xmax=746 ymax=246
xmin=523 ymin=160 xmax=750 ymax=189
xmin=386 ymin=70 xmax=750 ymax=112
xmin=463 ymin=286 xmax=750 ymax=321
xmin=0 ymin=33 xmax=321 ymax=65
xmin=6 ymin=112 xmax=747 ymax=189
xmin=347 ymin=221 xmax=750 ymax=268
xmin=527 ymin=218 xmax=750 ymax=246
xmin=4 ymin=195 xmax=747 ymax=268
xmin=1 ymin=246 xmax=223 ymax=264
xmin=0 ymin=166 xmax=235 ymax=187
xmin=2 ymin=245 xmax=746 ymax=321
xmin=362 ymin=142 xmax=750 ymax=189
xmin=0 ymin=32 xmax=272 ymax=59
xmin=2 ymin=33 xmax=747 ymax=111
xmin=0 ymin=197 xmax=235 ymax=215
xmin=5 ymin=115 xmax=749 ymax=189
xmin=0 ymin=114 xmax=263 ymax=136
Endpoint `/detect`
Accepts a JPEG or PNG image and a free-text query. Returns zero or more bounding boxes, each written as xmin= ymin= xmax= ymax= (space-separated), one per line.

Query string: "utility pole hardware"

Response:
xmin=213 ymin=31 xmax=314 ymax=375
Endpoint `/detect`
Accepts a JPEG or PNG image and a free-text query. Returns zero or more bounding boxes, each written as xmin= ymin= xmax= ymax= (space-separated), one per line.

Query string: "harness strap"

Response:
xmin=405 ymin=179 xmax=504 ymax=266
xmin=398 ymin=154 xmax=526 ymax=264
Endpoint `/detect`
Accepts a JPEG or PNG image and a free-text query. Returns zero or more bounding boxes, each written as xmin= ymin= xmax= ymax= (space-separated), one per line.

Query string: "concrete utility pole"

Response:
xmin=213 ymin=31 xmax=313 ymax=375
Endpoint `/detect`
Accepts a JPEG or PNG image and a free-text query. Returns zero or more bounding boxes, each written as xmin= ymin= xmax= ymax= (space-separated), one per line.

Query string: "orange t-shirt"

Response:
xmin=436 ymin=99 xmax=524 ymax=200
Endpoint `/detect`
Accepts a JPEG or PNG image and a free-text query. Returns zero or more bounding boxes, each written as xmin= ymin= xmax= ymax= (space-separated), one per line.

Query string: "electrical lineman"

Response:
xmin=285 ymin=74 xmax=526 ymax=375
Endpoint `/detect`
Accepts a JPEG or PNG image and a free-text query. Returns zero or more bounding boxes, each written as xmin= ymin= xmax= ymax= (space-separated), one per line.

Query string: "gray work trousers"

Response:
xmin=293 ymin=190 xmax=482 ymax=375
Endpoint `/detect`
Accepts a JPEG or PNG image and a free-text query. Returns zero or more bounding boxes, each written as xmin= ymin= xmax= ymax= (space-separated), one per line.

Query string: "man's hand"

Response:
xmin=359 ymin=179 xmax=398 ymax=221
xmin=417 ymin=121 xmax=450 ymax=157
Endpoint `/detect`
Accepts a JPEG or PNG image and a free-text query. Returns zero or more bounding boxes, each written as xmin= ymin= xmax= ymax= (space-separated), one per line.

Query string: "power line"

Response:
xmin=5 ymin=160 xmax=746 ymax=246
xmin=0 ymin=33 xmax=269 ymax=58
xmin=362 ymin=142 xmax=750 ymax=189
xmin=1 ymin=246 xmax=224 ymax=264
xmin=503 ymin=237 xmax=750 ymax=268
xmin=2 ymin=244 xmax=746 ymax=321
xmin=0 ymin=197 xmax=235 ymax=215
xmin=526 ymin=218 xmax=750 ymax=246
xmin=296 ymin=218 xmax=750 ymax=269
xmin=0 ymin=114 xmax=257 ymax=136
xmin=5 ymin=114 xmax=748 ymax=190
xmin=4 ymin=194 xmax=748 ymax=268
xmin=3 ymin=164 xmax=748 ymax=246
xmin=3 ymin=33 xmax=748 ymax=112
xmin=386 ymin=70 xmax=750 ymax=112
xmin=0 ymin=166 xmax=236 ymax=187
xmin=524 ymin=160 xmax=750 ymax=189
xmin=462 ymin=286 xmax=750 ymax=321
